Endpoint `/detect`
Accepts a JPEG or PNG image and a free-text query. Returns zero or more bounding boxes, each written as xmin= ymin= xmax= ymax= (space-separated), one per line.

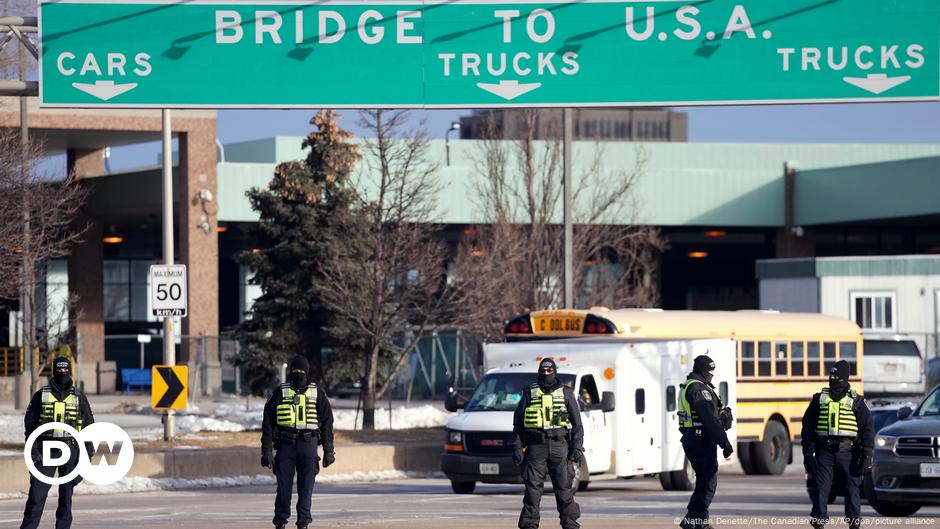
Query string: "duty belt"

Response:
xmin=819 ymin=437 xmax=854 ymax=451
xmin=277 ymin=429 xmax=318 ymax=441
xmin=526 ymin=430 xmax=568 ymax=443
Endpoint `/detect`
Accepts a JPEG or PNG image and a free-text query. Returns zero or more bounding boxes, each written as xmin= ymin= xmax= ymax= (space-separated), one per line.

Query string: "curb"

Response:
xmin=0 ymin=442 xmax=442 ymax=495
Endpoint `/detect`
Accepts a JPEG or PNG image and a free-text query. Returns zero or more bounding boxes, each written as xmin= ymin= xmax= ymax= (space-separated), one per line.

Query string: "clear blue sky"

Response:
xmin=106 ymin=102 xmax=940 ymax=171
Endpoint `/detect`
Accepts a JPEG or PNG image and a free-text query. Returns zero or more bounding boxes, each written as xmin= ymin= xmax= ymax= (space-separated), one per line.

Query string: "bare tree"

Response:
xmin=316 ymin=109 xmax=453 ymax=430
xmin=0 ymin=128 xmax=86 ymax=391
xmin=451 ymin=110 xmax=661 ymax=340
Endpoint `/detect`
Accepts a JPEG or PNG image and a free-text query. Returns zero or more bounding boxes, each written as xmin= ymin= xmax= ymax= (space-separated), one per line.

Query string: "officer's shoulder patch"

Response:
xmin=702 ymin=391 xmax=712 ymax=401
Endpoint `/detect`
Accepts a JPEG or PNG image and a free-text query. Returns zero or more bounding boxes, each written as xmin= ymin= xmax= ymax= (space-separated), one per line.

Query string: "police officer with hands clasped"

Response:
xmin=261 ymin=355 xmax=335 ymax=529
xmin=677 ymin=354 xmax=734 ymax=529
xmin=801 ymin=359 xmax=873 ymax=529
xmin=512 ymin=358 xmax=583 ymax=529
xmin=21 ymin=356 xmax=95 ymax=529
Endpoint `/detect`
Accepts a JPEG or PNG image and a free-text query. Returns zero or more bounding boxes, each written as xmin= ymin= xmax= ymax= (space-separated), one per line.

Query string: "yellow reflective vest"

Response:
xmin=39 ymin=386 xmax=83 ymax=438
xmin=816 ymin=388 xmax=859 ymax=438
xmin=275 ymin=383 xmax=319 ymax=430
xmin=522 ymin=384 xmax=569 ymax=430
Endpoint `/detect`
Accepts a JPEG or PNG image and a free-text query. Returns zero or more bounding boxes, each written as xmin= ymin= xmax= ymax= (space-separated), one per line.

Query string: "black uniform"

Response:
xmin=800 ymin=361 xmax=873 ymax=529
xmin=261 ymin=367 xmax=334 ymax=529
xmin=21 ymin=375 xmax=94 ymax=529
xmin=511 ymin=365 xmax=583 ymax=529
xmin=679 ymin=363 xmax=733 ymax=529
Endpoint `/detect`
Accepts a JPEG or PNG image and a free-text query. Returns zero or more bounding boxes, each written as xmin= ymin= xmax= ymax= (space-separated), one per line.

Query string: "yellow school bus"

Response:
xmin=503 ymin=308 xmax=863 ymax=475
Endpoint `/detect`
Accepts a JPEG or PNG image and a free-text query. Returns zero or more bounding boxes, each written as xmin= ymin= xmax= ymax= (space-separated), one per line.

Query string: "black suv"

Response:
xmin=867 ymin=384 xmax=940 ymax=516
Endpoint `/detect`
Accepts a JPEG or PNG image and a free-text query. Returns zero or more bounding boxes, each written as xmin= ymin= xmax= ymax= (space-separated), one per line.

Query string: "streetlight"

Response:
xmin=445 ymin=121 xmax=461 ymax=166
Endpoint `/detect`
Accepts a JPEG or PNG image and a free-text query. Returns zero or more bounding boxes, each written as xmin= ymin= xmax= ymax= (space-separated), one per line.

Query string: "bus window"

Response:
xmin=823 ymin=342 xmax=836 ymax=374
xmin=666 ymin=386 xmax=676 ymax=412
xmin=839 ymin=342 xmax=858 ymax=376
xmin=635 ymin=389 xmax=645 ymax=415
xmin=719 ymin=381 xmax=728 ymax=405
xmin=774 ymin=341 xmax=788 ymax=376
xmin=741 ymin=342 xmax=755 ymax=376
xmin=808 ymin=342 xmax=821 ymax=377
xmin=791 ymin=342 xmax=805 ymax=376
xmin=758 ymin=341 xmax=771 ymax=376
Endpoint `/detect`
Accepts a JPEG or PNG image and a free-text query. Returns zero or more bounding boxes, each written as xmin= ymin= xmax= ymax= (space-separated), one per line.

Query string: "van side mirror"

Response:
xmin=445 ymin=390 xmax=466 ymax=412
xmin=897 ymin=406 xmax=913 ymax=420
xmin=601 ymin=391 xmax=615 ymax=413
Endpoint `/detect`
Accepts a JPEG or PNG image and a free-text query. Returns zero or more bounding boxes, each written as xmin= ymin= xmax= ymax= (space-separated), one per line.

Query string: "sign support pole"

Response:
xmin=562 ymin=108 xmax=573 ymax=309
xmin=161 ymin=109 xmax=175 ymax=441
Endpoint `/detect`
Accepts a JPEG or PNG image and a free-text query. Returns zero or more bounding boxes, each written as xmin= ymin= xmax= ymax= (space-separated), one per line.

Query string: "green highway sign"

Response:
xmin=39 ymin=0 xmax=940 ymax=108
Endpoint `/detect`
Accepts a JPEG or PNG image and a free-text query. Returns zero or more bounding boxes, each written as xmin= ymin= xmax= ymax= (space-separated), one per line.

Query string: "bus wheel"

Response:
xmin=737 ymin=441 xmax=758 ymax=475
xmin=753 ymin=421 xmax=790 ymax=475
xmin=661 ymin=457 xmax=695 ymax=491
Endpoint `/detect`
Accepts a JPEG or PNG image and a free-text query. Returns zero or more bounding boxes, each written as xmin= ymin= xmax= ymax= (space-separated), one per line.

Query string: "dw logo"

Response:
xmin=23 ymin=422 xmax=135 ymax=486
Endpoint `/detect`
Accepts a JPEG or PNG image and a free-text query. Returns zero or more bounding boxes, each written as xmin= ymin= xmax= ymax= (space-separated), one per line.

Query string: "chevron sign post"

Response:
xmin=39 ymin=0 xmax=939 ymax=107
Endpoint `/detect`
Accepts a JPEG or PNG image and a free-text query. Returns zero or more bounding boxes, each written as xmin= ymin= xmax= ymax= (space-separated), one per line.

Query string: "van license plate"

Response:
xmin=480 ymin=463 xmax=499 ymax=475
xmin=921 ymin=463 xmax=940 ymax=478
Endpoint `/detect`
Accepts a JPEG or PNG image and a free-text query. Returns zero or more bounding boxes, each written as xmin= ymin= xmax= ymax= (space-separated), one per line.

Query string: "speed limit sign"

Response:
xmin=150 ymin=264 xmax=187 ymax=318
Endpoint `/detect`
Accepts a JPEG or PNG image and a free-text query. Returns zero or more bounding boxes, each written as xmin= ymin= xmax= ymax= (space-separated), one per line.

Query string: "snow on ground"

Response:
xmin=332 ymin=405 xmax=452 ymax=430
xmin=0 ymin=471 xmax=444 ymax=498
xmin=0 ymin=402 xmax=452 ymax=446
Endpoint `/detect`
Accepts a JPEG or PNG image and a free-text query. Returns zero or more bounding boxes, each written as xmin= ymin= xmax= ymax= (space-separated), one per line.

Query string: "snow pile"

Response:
xmin=174 ymin=414 xmax=246 ymax=434
xmin=210 ymin=402 xmax=265 ymax=430
xmin=0 ymin=414 xmax=23 ymax=444
xmin=185 ymin=403 xmax=452 ymax=431
xmin=332 ymin=405 xmax=453 ymax=430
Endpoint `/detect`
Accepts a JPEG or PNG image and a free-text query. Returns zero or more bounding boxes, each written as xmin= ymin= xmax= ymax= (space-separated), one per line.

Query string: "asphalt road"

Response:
xmin=0 ymin=469 xmax=937 ymax=529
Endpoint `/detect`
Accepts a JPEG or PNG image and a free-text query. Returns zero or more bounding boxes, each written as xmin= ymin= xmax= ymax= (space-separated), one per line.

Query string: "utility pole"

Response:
xmin=16 ymin=44 xmax=32 ymax=404
xmin=161 ymin=109 xmax=176 ymax=441
xmin=562 ymin=108 xmax=573 ymax=309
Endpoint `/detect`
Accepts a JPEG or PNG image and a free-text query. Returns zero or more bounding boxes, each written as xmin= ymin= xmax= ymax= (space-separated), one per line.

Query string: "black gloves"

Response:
xmin=512 ymin=447 xmax=524 ymax=466
xmin=322 ymin=451 xmax=336 ymax=468
xmin=722 ymin=445 xmax=734 ymax=459
xmin=719 ymin=407 xmax=734 ymax=431
xmin=260 ymin=451 xmax=274 ymax=470
xmin=568 ymin=448 xmax=584 ymax=464
xmin=803 ymin=452 xmax=816 ymax=475
xmin=850 ymin=453 xmax=872 ymax=477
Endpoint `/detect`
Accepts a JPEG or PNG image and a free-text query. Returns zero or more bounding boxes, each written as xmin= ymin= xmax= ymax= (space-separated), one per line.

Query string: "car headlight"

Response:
xmin=447 ymin=430 xmax=463 ymax=444
xmin=875 ymin=435 xmax=897 ymax=451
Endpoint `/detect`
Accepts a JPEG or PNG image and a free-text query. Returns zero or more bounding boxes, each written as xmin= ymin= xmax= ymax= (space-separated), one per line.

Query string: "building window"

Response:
xmin=104 ymin=259 xmax=156 ymax=322
xmin=850 ymin=291 xmax=896 ymax=331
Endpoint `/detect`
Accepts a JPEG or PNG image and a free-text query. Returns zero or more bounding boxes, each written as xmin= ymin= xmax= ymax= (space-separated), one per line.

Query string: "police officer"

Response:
xmin=801 ymin=360 xmax=873 ymax=529
xmin=21 ymin=356 xmax=94 ymax=529
xmin=511 ymin=358 xmax=583 ymax=529
xmin=677 ymin=355 xmax=734 ymax=529
xmin=261 ymin=355 xmax=335 ymax=529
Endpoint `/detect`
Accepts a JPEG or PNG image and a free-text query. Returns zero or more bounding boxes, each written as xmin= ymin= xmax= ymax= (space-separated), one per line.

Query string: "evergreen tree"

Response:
xmin=234 ymin=111 xmax=360 ymax=395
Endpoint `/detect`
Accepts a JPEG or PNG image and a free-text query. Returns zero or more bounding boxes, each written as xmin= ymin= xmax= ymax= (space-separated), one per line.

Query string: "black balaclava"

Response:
xmin=693 ymin=354 xmax=716 ymax=384
xmin=52 ymin=356 xmax=72 ymax=389
xmin=828 ymin=360 xmax=851 ymax=399
xmin=537 ymin=358 xmax=558 ymax=389
xmin=288 ymin=355 xmax=310 ymax=390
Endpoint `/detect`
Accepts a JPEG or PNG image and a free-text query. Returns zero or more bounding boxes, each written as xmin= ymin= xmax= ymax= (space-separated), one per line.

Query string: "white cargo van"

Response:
xmin=440 ymin=337 xmax=736 ymax=494
xmin=863 ymin=334 xmax=925 ymax=396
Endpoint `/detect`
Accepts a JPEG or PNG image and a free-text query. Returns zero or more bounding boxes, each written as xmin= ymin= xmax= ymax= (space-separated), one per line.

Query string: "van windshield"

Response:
xmin=465 ymin=373 xmax=576 ymax=412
